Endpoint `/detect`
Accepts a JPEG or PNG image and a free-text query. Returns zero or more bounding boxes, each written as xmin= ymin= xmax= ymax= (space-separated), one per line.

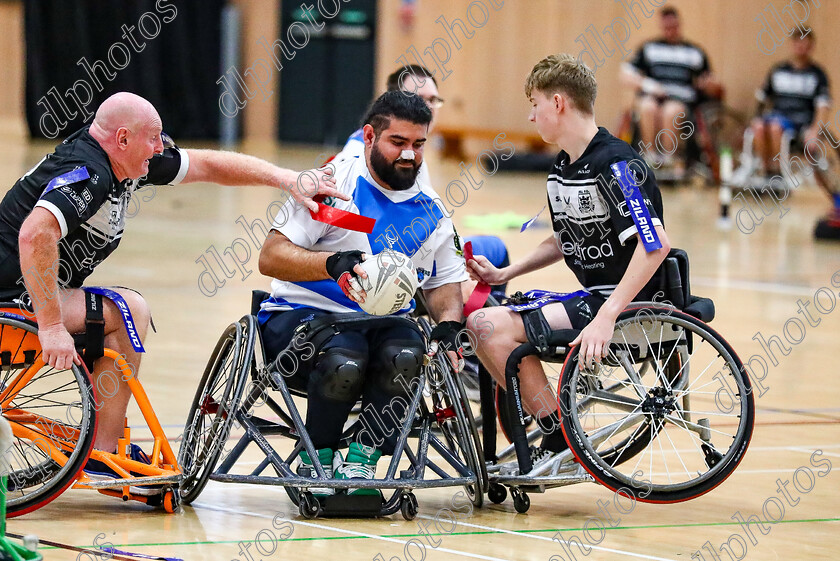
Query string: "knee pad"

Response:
xmin=311 ymin=348 xmax=367 ymax=402
xmin=374 ymin=341 xmax=424 ymax=396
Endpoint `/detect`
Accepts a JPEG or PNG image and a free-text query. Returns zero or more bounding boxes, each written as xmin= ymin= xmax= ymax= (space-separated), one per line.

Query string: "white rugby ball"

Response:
xmin=358 ymin=250 xmax=418 ymax=316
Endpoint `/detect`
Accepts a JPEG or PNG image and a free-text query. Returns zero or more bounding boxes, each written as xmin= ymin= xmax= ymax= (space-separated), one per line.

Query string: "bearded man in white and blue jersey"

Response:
xmin=257 ymin=91 xmax=467 ymax=494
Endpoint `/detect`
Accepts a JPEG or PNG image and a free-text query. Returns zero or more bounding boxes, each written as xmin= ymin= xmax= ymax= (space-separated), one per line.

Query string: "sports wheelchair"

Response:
xmin=0 ymin=298 xmax=181 ymax=517
xmin=177 ymin=292 xmax=487 ymax=519
xmin=480 ymin=250 xmax=755 ymax=513
xmin=617 ymin=98 xmax=747 ymax=186
xmin=722 ymin=123 xmax=840 ymax=223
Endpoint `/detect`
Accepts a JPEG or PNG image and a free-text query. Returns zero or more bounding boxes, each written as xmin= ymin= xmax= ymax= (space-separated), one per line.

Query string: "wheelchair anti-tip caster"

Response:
xmin=511 ymin=488 xmax=530 ymax=514
xmin=488 ymin=483 xmax=507 ymax=505
xmin=145 ymin=487 xmax=180 ymax=513
xmin=163 ymin=488 xmax=181 ymax=513
xmin=299 ymin=492 xmax=322 ymax=519
xmin=299 ymin=492 xmax=321 ymax=519
xmin=400 ymin=492 xmax=419 ymax=521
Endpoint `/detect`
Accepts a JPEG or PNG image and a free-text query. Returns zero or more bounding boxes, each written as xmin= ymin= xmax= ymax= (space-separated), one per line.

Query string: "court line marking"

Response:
xmin=189 ymin=443 xmax=840 ymax=469
xmin=787 ymin=447 xmax=840 ymax=458
xmin=44 ymin=517 xmax=840 ymax=551
xmin=417 ymin=515 xmax=678 ymax=561
xmin=193 ymin=503 xmax=513 ymax=561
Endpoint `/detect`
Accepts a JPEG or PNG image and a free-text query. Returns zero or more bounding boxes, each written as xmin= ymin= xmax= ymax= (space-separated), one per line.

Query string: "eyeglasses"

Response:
xmin=421 ymin=95 xmax=445 ymax=110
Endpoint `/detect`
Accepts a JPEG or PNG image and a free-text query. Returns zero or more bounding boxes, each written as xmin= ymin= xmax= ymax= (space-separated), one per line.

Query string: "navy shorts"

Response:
xmin=558 ymin=293 xmax=606 ymax=330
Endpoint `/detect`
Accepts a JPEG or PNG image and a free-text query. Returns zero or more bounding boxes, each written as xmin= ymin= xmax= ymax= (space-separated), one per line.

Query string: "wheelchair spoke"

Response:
xmin=10 ymin=383 xmax=83 ymax=409
xmin=663 ymin=409 xmax=712 ymax=460
xmin=607 ymin=418 xmax=650 ymax=469
xmin=660 ymin=422 xmax=692 ymax=480
xmin=611 ymin=351 xmax=647 ymax=399
xmin=583 ymin=390 xmax=642 ymax=411
xmin=654 ymin=427 xmax=672 ymax=483
xmin=673 ymin=353 xmax=724 ymax=397
xmin=562 ymin=308 xmax=755 ymax=500
xmin=671 ymin=409 xmax=741 ymax=417
xmin=639 ymin=324 xmax=674 ymax=392
xmin=664 ymin=414 xmax=736 ymax=439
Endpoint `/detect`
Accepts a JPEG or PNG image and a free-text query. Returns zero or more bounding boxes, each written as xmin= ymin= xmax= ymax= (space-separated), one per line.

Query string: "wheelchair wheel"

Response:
xmin=427 ymin=353 xmax=488 ymax=506
xmin=559 ymin=306 xmax=754 ymax=503
xmin=0 ymin=314 xmax=97 ymax=517
xmin=418 ymin=318 xmax=488 ymax=504
xmin=495 ymin=357 xmax=678 ymax=466
xmin=178 ymin=315 xmax=253 ymax=504
xmin=695 ymin=103 xmax=747 ymax=183
xmin=812 ymin=144 xmax=840 ymax=197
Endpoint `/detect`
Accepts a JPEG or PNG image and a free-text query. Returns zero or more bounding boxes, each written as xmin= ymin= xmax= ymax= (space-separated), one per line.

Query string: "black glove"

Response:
xmin=326 ymin=250 xmax=364 ymax=299
xmin=429 ymin=321 xmax=465 ymax=355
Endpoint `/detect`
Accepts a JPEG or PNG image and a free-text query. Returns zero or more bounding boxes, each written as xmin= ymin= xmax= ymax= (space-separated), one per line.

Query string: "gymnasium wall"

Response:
xmin=0 ymin=0 xmax=836 ymax=142
xmin=376 ymin=0 xmax=838 ymax=138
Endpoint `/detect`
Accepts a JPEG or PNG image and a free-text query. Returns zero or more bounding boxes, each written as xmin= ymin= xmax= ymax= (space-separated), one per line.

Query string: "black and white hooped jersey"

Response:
xmin=547 ymin=128 xmax=664 ymax=300
xmin=758 ymin=62 xmax=831 ymax=129
xmin=0 ymin=126 xmax=189 ymax=291
xmin=630 ymin=39 xmax=711 ymax=104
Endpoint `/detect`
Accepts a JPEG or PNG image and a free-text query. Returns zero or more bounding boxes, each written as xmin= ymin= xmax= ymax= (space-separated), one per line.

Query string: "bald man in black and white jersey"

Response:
xmin=0 ymin=92 xmax=342 ymax=477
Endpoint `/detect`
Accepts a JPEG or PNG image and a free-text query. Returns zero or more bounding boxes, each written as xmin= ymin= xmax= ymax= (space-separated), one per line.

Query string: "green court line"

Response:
xmin=36 ymin=516 xmax=840 ymax=551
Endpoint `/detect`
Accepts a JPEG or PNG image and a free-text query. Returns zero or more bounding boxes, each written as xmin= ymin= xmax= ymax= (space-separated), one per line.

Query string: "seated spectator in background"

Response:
xmin=751 ymin=32 xmax=831 ymax=175
xmin=621 ymin=5 xmax=722 ymax=168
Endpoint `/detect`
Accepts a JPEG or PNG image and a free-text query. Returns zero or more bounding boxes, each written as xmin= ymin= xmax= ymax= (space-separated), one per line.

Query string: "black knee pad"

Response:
xmin=311 ymin=348 xmax=367 ymax=402
xmin=375 ymin=341 xmax=424 ymax=396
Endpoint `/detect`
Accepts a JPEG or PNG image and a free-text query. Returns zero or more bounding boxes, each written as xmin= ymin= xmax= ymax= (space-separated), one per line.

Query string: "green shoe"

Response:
xmin=297 ymin=448 xmax=335 ymax=496
xmin=334 ymin=443 xmax=382 ymax=496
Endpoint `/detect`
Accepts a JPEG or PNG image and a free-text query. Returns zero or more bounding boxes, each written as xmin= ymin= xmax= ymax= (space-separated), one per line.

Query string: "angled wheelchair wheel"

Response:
xmin=178 ymin=315 xmax=253 ymax=504
xmin=559 ymin=306 xmax=754 ymax=503
xmin=812 ymin=144 xmax=840 ymax=197
xmin=427 ymin=354 xmax=488 ymax=506
xmin=0 ymin=313 xmax=97 ymax=517
xmin=494 ymin=354 xmax=670 ymax=467
xmin=418 ymin=318 xmax=488 ymax=504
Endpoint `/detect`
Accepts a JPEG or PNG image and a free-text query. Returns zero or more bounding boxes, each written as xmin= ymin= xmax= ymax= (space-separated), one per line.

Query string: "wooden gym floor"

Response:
xmin=1 ymin=139 xmax=838 ymax=560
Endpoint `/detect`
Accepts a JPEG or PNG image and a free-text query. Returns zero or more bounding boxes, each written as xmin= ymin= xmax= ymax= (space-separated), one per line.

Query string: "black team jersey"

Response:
xmin=0 ymin=126 xmax=188 ymax=296
xmin=758 ymin=61 xmax=831 ymax=130
xmin=547 ymin=127 xmax=664 ymax=300
xmin=630 ymin=39 xmax=711 ymax=105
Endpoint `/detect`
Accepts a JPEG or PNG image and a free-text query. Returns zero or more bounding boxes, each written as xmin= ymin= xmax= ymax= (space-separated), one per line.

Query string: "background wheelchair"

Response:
xmin=177 ymin=292 xmax=487 ymax=520
xmin=725 ymin=122 xmax=840 ymax=194
xmin=480 ymin=250 xmax=755 ymax=513
xmin=0 ymin=301 xmax=181 ymax=517
xmin=617 ymin=97 xmax=747 ymax=186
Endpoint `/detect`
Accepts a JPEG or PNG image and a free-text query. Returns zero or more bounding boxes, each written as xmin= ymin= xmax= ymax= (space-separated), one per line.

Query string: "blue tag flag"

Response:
xmin=609 ymin=161 xmax=662 ymax=252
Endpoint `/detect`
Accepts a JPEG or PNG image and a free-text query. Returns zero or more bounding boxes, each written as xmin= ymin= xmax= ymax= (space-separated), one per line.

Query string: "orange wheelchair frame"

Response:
xmin=0 ymin=304 xmax=181 ymax=516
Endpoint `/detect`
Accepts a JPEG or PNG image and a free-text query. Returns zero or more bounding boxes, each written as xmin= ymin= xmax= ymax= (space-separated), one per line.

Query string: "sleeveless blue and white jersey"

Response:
xmin=260 ymin=155 xmax=467 ymax=316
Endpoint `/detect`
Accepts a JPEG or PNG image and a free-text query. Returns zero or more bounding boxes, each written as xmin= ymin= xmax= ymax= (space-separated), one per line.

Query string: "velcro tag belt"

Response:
xmin=505 ymin=290 xmax=588 ymax=354
xmin=83 ymin=287 xmax=145 ymax=354
xmin=504 ymin=289 xmax=590 ymax=313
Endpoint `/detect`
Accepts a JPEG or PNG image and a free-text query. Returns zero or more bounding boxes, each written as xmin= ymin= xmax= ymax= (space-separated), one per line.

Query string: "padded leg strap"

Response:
xmin=83 ymin=291 xmax=105 ymax=374
xmin=521 ymin=308 xmax=553 ymax=354
xmin=478 ymin=361 xmax=497 ymax=462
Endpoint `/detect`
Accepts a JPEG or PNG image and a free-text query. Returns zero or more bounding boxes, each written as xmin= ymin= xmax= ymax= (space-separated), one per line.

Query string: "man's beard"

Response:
xmin=370 ymin=143 xmax=419 ymax=191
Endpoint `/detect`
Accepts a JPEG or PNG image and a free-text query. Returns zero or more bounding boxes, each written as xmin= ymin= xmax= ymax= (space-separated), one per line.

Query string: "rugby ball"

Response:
xmin=358 ymin=250 xmax=418 ymax=316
